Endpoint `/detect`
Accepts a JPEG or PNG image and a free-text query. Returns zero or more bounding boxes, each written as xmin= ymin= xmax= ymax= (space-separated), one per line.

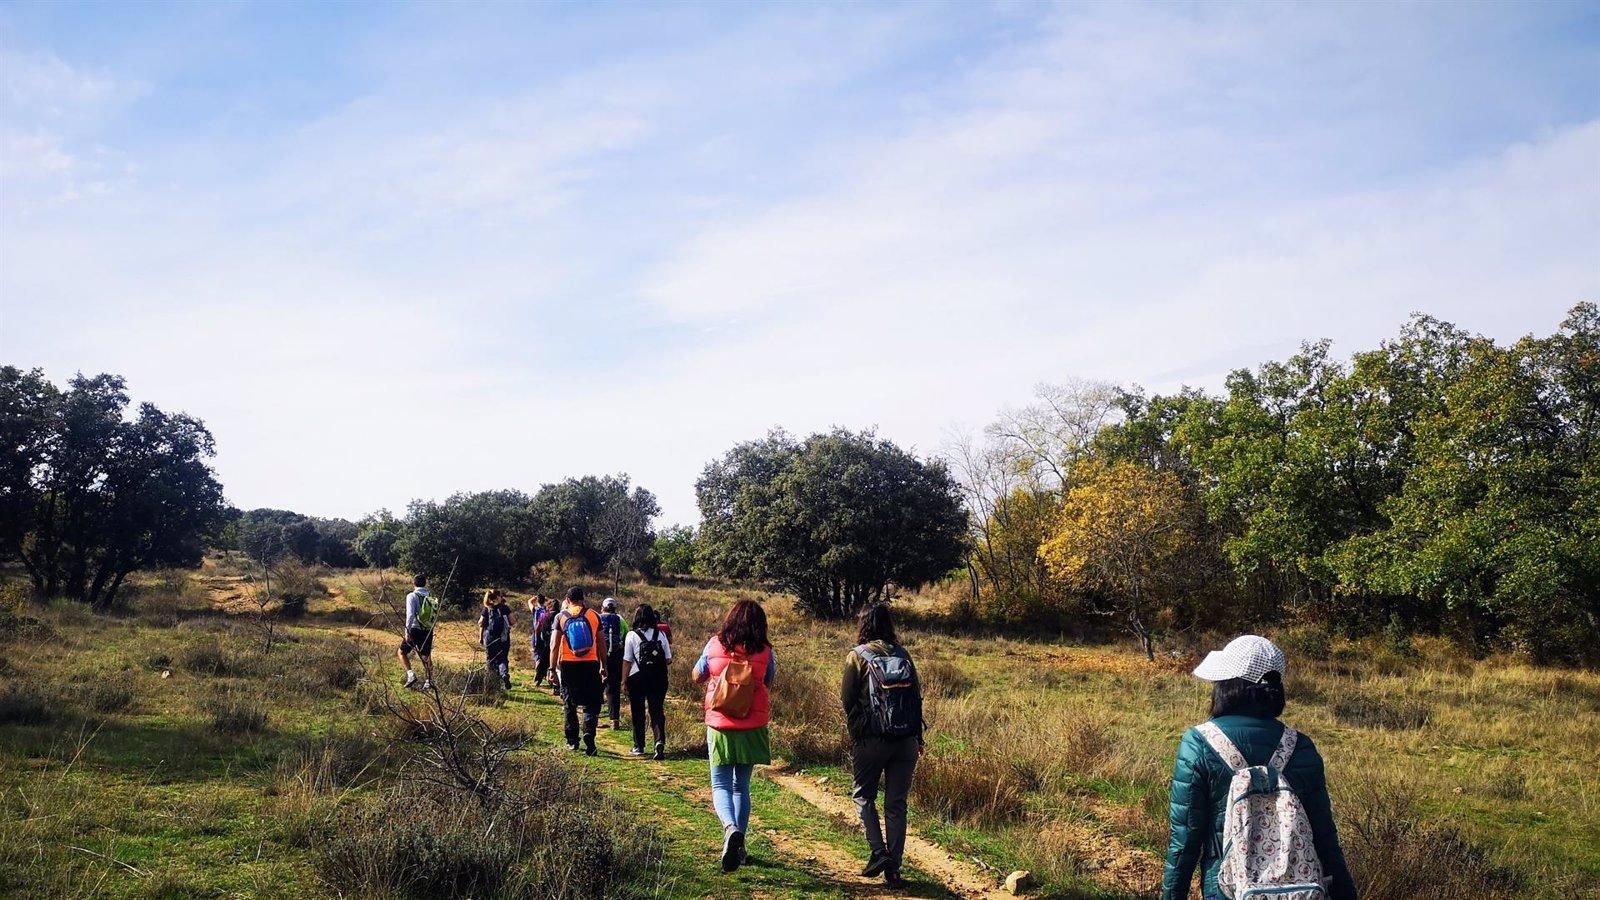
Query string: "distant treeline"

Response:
xmin=947 ymin=303 xmax=1598 ymax=663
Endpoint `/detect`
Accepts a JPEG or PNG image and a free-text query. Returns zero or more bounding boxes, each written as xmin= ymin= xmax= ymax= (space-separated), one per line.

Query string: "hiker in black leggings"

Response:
xmin=623 ymin=603 xmax=672 ymax=759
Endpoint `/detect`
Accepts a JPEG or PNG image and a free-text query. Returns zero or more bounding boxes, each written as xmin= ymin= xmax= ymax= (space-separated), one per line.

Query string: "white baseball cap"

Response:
xmin=1192 ymin=635 xmax=1286 ymax=683
xmin=602 ymin=597 xmax=617 ymax=611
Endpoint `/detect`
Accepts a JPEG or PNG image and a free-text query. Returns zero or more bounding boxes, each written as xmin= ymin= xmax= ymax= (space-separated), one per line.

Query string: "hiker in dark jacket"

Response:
xmin=841 ymin=603 xmax=923 ymax=891
xmin=478 ymin=589 xmax=513 ymax=690
xmin=1163 ymin=635 xmax=1357 ymax=900
xmin=530 ymin=594 xmax=557 ymax=689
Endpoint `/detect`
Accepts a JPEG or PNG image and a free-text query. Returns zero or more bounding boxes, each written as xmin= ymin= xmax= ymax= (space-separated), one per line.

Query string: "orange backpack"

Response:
xmin=711 ymin=649 xmax=757 ymax=718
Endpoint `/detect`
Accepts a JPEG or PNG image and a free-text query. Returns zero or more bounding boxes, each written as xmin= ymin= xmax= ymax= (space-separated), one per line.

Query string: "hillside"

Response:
xmin=2 ymin=562 xmax=1597 ymax=898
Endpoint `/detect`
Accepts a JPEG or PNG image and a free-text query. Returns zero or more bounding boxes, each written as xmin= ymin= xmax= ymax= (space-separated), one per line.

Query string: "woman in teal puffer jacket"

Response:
xmin=1162 ymin=635 xmax=1357 ymax=900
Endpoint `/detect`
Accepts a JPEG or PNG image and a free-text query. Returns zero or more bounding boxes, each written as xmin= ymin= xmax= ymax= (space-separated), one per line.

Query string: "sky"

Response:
xmin=2 ymin=0 xmax=1597 ymax=526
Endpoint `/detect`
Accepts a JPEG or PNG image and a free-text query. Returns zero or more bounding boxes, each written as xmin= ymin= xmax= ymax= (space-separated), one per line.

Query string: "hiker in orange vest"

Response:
xmin=550 ymin=586 xmax=607 ymax=756
xmin=691 ymin=599 xmax=776 ymax=873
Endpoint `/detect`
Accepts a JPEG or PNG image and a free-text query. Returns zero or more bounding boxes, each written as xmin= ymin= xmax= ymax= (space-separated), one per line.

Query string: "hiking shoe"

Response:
xmin=421 ymin=680 xmax=433 ymax=691
xmin=861 ymin=849 xmax=891 ymax=878
xmin=403 ymin=672 xmax=417 ymax=688
xmin=721 ymin=829 xmax=745 ymax=873
xmin=630 ymin=747 xmax=645 ymax=756
xmin=584 ymin=740 xmax=598 ymax=757
xmin=884 ymin=872 xmax=908 ymax=890
xmin=652 ymin=742 xmax=665 ymax=761
xmin=566 ymin=742 xmax=580 ymax=752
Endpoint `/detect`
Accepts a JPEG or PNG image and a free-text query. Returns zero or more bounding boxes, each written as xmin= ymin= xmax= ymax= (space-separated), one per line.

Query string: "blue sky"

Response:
xmin=3 ymin=0 xmax=1597 ymax=525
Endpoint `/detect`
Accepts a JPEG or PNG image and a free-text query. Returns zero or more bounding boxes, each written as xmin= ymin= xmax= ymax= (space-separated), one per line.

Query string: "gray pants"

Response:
xmin=851 ymin=735 xmax=919 ymax=874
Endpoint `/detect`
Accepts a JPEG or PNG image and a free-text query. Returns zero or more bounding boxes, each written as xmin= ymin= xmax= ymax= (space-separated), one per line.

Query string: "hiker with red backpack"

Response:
xmin=550 ymin=586 xmax=607 ymax=756
xmin=622 ymin=603 xmax=672 ymax=759
xmin=691 ymin=599 xmax=776 ymax=874
xmin=1163 ymin=635 xmax=1357 ymax=900
xmin=841 ymin=603 xmax=924 ymax=891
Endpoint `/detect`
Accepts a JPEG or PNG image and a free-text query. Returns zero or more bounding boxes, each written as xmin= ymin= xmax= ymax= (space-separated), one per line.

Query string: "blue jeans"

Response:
xmin=709 ymin=762 xmax=753 ymax=832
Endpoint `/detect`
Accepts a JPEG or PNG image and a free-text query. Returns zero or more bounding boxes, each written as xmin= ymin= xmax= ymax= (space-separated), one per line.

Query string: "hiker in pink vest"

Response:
xmin=692 ymin=598 xmax=776 ymax=874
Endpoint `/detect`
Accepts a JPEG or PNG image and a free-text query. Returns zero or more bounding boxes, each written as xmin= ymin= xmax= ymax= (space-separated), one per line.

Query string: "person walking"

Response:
xmin=529 ymin=594 xmax=555 ymax=688
xmin=551 ymin=586 xmax=607 ymax=756
xmin=599 ymin=597 xmax=629 ymax=730
xmin=692 ymin=599 xmax=775 ymax=874
xmin=623 ymin=603 xmax=672 ymax=759
xmin=1163 ymin=635 xmax=1357 ymax=900
xmin=478 ymin=589 xmax=513 ymax=690
xmin=396 ymin=574 xmax=436 ymax=691
xmin=841 ymin=603 xmax=924 ymax=890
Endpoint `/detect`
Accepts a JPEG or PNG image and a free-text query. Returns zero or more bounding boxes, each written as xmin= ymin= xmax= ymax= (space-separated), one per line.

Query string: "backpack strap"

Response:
xmin=1195 ymin=722 xmax=1248 ymax=772
xmin=1269 ymin=726 xmax=1299 ymax=772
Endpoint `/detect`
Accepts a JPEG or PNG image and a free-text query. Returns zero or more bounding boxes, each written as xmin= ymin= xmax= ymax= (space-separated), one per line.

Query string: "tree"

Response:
xmin=395 ymin=490 xmax=540 ymax=605
xmin=1039 ymin=459 xmax=1199 ymax=659
xmin=652 ymin=525 xmax=697 ymax=575
xmin=354 ymin=510 xmax=402 ymax=568
xmin=696 ymin=429 xmax=968 ymax=618
xmin=0 ymin=368 xmax=228 ymax=607
xmin=528 ymin=475 xmax=657 ymax=572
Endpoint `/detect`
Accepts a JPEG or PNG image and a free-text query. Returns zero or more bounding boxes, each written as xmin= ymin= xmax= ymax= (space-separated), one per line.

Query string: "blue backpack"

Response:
xmin=563 ymin=611 xmax=596 ymax=658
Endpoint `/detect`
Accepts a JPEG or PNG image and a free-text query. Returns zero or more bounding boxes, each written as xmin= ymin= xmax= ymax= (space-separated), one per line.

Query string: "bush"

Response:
xmin=1280 ymin=625 xmax=1333 ymax=661
xmin=181 ymin=641 xmax=231 ymax=676
xmin=0 ymin=684 xmax=53 ymax=725
xmin=1343 ymin=780 xmax=1522 ymax=899
xmin=911 ymin=750 xmax=1027 ymax=826
xmin=271 ymin=561 xmax=326 ymax=619
xmin=1331 ymin=692 xmax=1431 ymax=731
xmin=316 ymin=757 xmax=662 ymax=898
xmin=203 ymin=691 xmax=268 ymax=734
xmin=86 ymin=683 xmax=134 ymax=714
xmin=275 ymin=731 xmax=384 ymax=795
xmin=918 ymin=657 xmax=975 ymax=698
xmin=285 ymin=638 xmax=363 ymax=695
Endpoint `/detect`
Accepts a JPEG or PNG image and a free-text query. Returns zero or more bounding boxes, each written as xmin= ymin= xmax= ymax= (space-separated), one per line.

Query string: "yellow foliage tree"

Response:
xmin=1039 ymin=459 xmax=1195 ymax=660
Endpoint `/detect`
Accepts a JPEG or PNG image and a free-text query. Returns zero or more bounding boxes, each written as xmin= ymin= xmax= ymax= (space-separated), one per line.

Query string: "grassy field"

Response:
xmin=2 ymin=562 xmax=1597 ymax=898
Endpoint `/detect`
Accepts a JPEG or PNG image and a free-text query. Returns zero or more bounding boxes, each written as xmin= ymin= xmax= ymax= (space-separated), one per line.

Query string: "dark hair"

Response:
xmin=566 ymin=585 xmax=585 ymax=604
xmin=717 ymin=599 xmax=769 ymax=653
xmin=1210 ymin=671 xmax=1286 ymax=719
xmin=414 ymin=574 xmax=427 ymax=587
xmin=856 ymin=603 xmax=898 ymax=646
xmin=633 ymin=604 xmax=660 ymax=631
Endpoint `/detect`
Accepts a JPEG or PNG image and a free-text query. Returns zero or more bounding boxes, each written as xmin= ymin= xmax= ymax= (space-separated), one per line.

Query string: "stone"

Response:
xmin=1004 ymin=871 xmax=1035 ymax=894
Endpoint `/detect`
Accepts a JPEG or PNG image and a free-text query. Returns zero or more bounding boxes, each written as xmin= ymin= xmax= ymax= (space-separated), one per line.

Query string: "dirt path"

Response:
xmin=766 ymin=770 xmax=1013 ymax=899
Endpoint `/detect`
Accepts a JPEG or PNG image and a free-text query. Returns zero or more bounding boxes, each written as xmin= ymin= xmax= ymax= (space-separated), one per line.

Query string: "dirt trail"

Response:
xmin=766 ymin=770 xmax=1013 ymax=899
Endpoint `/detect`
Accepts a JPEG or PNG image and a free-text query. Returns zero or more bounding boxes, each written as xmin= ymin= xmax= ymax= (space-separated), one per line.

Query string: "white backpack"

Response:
xmin=1195 ymin=722 xmax=1330 ymax=900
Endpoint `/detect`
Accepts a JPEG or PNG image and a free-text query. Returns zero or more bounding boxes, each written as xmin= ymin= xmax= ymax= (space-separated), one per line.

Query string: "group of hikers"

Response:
xmin=395 ymin=573 xmax=1359 ymax=898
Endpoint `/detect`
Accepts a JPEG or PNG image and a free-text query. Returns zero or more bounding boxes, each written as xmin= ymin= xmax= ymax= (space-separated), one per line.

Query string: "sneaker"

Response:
xmin=403 ymin=672 xmax=417 ymax=688
xmin=861 ymin=849 xmax=891 ymax=878
xmin=884 ymin=872 xmax=908 ymax=890
xmin=630 ymin=747 xmax=645 ymax=756
xmin=502 ymin=677 xmax=512 ymax=690
xmin=421 ymin=680 xmax=433 ymax=691
xmin=652 ymin=742 xmax=665 ymax=761
xmin=566 ymin=742 xmax=580 ymax=751
xmin=721 ymin=828 xmax=745 ymax=873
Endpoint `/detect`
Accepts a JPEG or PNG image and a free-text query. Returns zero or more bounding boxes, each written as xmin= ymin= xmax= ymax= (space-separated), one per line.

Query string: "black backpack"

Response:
xmin=855 ymin=644 xmax=922 ymax=739
xmin=636 ymin=629 xmax=667 ymax=674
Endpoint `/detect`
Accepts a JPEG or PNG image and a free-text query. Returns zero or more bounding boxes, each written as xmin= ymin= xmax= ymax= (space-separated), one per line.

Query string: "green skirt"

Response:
xmin=707 ymin=725 xmax=772 ymax=766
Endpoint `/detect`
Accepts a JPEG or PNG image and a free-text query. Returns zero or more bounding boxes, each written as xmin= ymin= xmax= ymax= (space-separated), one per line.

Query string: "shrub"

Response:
xmin=86 ymin=683 xmax=134 ymax=714
xmin=203 ymin=691 xmax=268 ymax=734
xmin=181 ymin=641 xmax=231 ymax=676
xmin=1280 ymin=625 xmax=1333 ymax=661
xmin=911 ymin=750 xmax=1027 ymax=826
xmin=918 ymin=657 xmax=975 ymax=698
xmin=1343 ymin=780 xmax=1522 ymax=899
xmin=1331 ymin=692 xmax=1431 ymax=731
xmin=286 ymin=639 xmax=363 ymax=695
xmin=271 ymin=560 xmax=326 ymax=619
xmin=145 ymin=653 xmax=172 ymax=671
xmin=275 ymin=731 xmax=384 ymax=795
xmin=0 ymin=684 xmax=53 ymax=725
xmin=316 ymin=758 xmax=662 ymax=899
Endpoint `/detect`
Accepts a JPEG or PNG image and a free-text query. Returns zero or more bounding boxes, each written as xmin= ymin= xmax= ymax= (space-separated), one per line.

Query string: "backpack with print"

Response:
xmin=562 ymin=611 xmax=596 ymax=658
xmin=1195 ymin=722 xmax=1329 ymax=900
xmin=636 ymin=629 xmax=667 ymax=674
xmin=854 ymin=644 xmax=923 ymax=739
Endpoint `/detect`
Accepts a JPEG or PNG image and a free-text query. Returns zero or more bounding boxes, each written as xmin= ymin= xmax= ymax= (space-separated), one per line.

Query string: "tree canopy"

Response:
xmin=0 ymin=368 xmax=228 ymax=607
xmin=696 ymin=429 xmax=967 ymax=618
